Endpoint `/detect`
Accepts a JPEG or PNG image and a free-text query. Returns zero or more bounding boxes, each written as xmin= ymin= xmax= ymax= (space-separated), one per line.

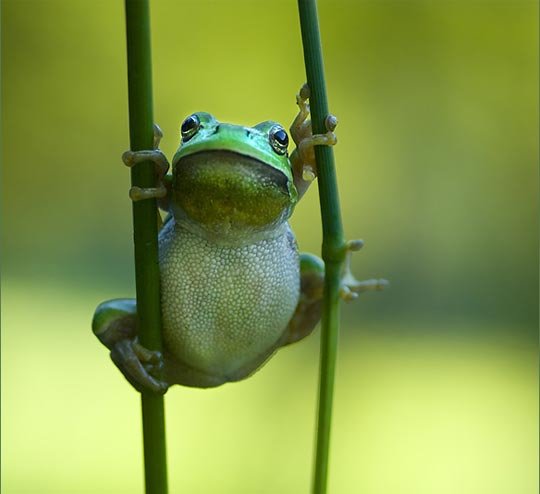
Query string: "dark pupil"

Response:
xmin=182 ymin=116 xmax=198 ymax=134
xmin=274 ymin=129 xmax=288 ymax=146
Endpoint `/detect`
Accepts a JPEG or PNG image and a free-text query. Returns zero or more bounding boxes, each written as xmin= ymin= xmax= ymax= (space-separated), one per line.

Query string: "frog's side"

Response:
xmin=92 ymin=84 xmax=386 ymax=393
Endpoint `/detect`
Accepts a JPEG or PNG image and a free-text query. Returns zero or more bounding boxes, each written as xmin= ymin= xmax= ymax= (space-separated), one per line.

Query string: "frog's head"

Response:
xmin=171 ymin=112 xmax=298 ymax=242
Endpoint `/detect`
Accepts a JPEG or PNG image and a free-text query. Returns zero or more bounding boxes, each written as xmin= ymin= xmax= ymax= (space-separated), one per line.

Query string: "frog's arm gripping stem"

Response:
xmin=289 ymin=83 xmax=338 ymax=199
xmin=122 ymin=124 xmax=170 ymax=203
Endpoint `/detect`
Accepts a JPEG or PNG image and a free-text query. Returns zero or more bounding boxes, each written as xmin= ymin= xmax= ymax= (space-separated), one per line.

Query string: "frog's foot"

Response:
xmin=289 ymin=83 xmax=338 ymax=197
xmin=122 ymin=124 xmax=170 ymax=202
xmin=339 ymin=240 xmax=389 ymax=302
xmin=110 ymin=339 xmax=168 ymax=394
xmin=92 ymin=299 xmax=169 ymax=394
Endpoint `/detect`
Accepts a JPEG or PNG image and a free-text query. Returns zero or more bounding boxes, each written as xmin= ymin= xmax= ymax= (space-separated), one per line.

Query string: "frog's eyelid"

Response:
xmin=253 ymin=120 xmax=282 ymax=134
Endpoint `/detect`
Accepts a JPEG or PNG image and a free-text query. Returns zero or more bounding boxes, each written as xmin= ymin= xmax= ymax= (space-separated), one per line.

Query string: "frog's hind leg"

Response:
xmin=282 ymin=253 xmax=325 ymax=345
xmin=92 ymin=299 xmax=168 ymax=394
xmin=282 ymin=246 xmax=388 ymax=346
xmin=338 ymin=240 xmax=388 ymax=301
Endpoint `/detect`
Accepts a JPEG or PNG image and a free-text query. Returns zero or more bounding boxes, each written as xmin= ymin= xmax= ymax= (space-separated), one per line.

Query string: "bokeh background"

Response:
xmin=2 ymin=1 xmax=538 ymax=493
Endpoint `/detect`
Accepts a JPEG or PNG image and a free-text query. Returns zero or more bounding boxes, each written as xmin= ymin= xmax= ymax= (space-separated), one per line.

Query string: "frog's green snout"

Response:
xmin=172 ymin=150 xmax=294 ymax=234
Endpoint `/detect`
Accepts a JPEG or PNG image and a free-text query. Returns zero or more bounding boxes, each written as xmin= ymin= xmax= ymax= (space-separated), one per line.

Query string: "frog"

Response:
xmin=92 ymin=84 xmax=386 ymax=393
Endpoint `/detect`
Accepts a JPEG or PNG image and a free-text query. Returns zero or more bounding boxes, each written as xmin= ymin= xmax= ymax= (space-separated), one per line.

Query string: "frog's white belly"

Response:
xmin=158 ymin=219 xmax=300 ymax=380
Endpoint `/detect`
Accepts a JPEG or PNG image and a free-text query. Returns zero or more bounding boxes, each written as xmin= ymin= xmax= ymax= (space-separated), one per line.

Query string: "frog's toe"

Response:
xmin=121 ymin=149 xmax=168 ymax=170
xmin=325 ymin=114 xmax=338 ymax=133
xmin=133 ymin=341 xmax=162 ymax=364
xmin=296 ymin=83 xmax=310 ymax=111
xmin=153 ymin=123 xmax=163 ymax=149
xmin=129 ymin=184 xmax=167 ymax=202
xmin=110 ymin=340 xmax=168 ymax=394
xmin=144 ymin=361 xmax=164 ymax=376
xmin=133 ymin=341 xmax=165 ymax=375
xmin=339 ymin=278 xmax=389 ymax=302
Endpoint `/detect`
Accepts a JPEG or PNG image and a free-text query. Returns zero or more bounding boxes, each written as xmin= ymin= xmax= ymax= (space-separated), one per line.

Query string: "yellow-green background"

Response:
xmin=2 ymin=1 xmax=538 ymax=493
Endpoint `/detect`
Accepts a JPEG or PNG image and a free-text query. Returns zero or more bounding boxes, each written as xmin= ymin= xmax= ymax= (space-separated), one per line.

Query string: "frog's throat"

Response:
xmin=171 ymin=150 xmax=295 ymax=246
xmin=170 ymin=214 xmax=291 ymax=247
xmin=172 ymin=142 xmax=298 ymax=204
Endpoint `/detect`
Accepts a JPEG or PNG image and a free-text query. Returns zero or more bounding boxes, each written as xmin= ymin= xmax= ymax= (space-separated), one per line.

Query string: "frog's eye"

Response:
xmin=181 ymin=114 xmax=201 ymax=142
xmin=269 ymin=126 xmax=289 ymax=155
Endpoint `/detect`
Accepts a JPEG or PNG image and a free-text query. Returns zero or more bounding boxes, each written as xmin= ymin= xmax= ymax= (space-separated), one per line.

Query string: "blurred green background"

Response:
xmin=2 ymin=0 xmax=538 ymax=493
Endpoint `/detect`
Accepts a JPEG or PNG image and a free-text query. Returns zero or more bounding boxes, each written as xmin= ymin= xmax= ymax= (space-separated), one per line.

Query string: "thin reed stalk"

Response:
xmin=124 ymin=1 xmax=168 ymax=492
xmin=297 ymin=1 xmax=347 ymax=493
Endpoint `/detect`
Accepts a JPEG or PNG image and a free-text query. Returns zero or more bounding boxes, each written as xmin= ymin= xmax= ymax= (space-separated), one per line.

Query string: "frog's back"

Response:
xmin=158 ymin=219 xmax=300 ymax=386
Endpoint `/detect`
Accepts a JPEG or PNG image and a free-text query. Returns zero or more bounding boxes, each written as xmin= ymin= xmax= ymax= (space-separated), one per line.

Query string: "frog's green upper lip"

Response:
xmin=172 ymin=138 xmax=285 ymax=170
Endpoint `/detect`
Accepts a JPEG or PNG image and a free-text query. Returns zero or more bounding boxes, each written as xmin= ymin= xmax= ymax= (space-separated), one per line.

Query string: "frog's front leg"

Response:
xmin=289 ymin=83 xmax=338 ymax=199
xmin=92 ymin=299 xmax=169 ymax=394
xmin=122 ymin=124 xmax=171 ymax=204
xmin=282 ymin=244 xmax=387 ymax=346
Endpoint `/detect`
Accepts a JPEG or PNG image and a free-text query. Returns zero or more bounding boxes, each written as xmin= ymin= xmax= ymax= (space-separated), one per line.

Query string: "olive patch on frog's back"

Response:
xmin=158 ymin=220 xmax=300 ymax=381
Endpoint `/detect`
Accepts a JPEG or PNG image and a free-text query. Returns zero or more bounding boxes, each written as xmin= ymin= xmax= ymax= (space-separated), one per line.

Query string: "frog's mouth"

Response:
xmin=172 ymin=150 xmax=294 ymax=238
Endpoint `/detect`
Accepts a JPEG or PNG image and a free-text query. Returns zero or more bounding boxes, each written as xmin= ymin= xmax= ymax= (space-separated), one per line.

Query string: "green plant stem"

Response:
xmin=297 ymin=1 xmax=346 ymax=493
xmin=124 ymin=1 xmax=168 ymax=493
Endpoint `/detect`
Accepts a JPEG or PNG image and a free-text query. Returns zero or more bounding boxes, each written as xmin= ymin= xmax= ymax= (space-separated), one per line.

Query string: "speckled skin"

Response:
xmin=92 ymin=110 xmax=335 ymax=393
xmin=159 ymin=218 xmax=300 ymax=387
xmin=92 ymin=105 xmax=386 ymax=393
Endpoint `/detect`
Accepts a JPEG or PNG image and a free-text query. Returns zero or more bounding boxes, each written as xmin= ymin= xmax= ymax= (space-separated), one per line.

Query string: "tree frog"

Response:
xmin=92 ymin=84 xmax=386 ymax=393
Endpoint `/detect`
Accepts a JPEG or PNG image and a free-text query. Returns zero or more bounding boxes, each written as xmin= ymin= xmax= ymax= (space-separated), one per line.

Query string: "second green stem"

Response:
xmin=297 ymin=1 xmax=346 ymax=493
